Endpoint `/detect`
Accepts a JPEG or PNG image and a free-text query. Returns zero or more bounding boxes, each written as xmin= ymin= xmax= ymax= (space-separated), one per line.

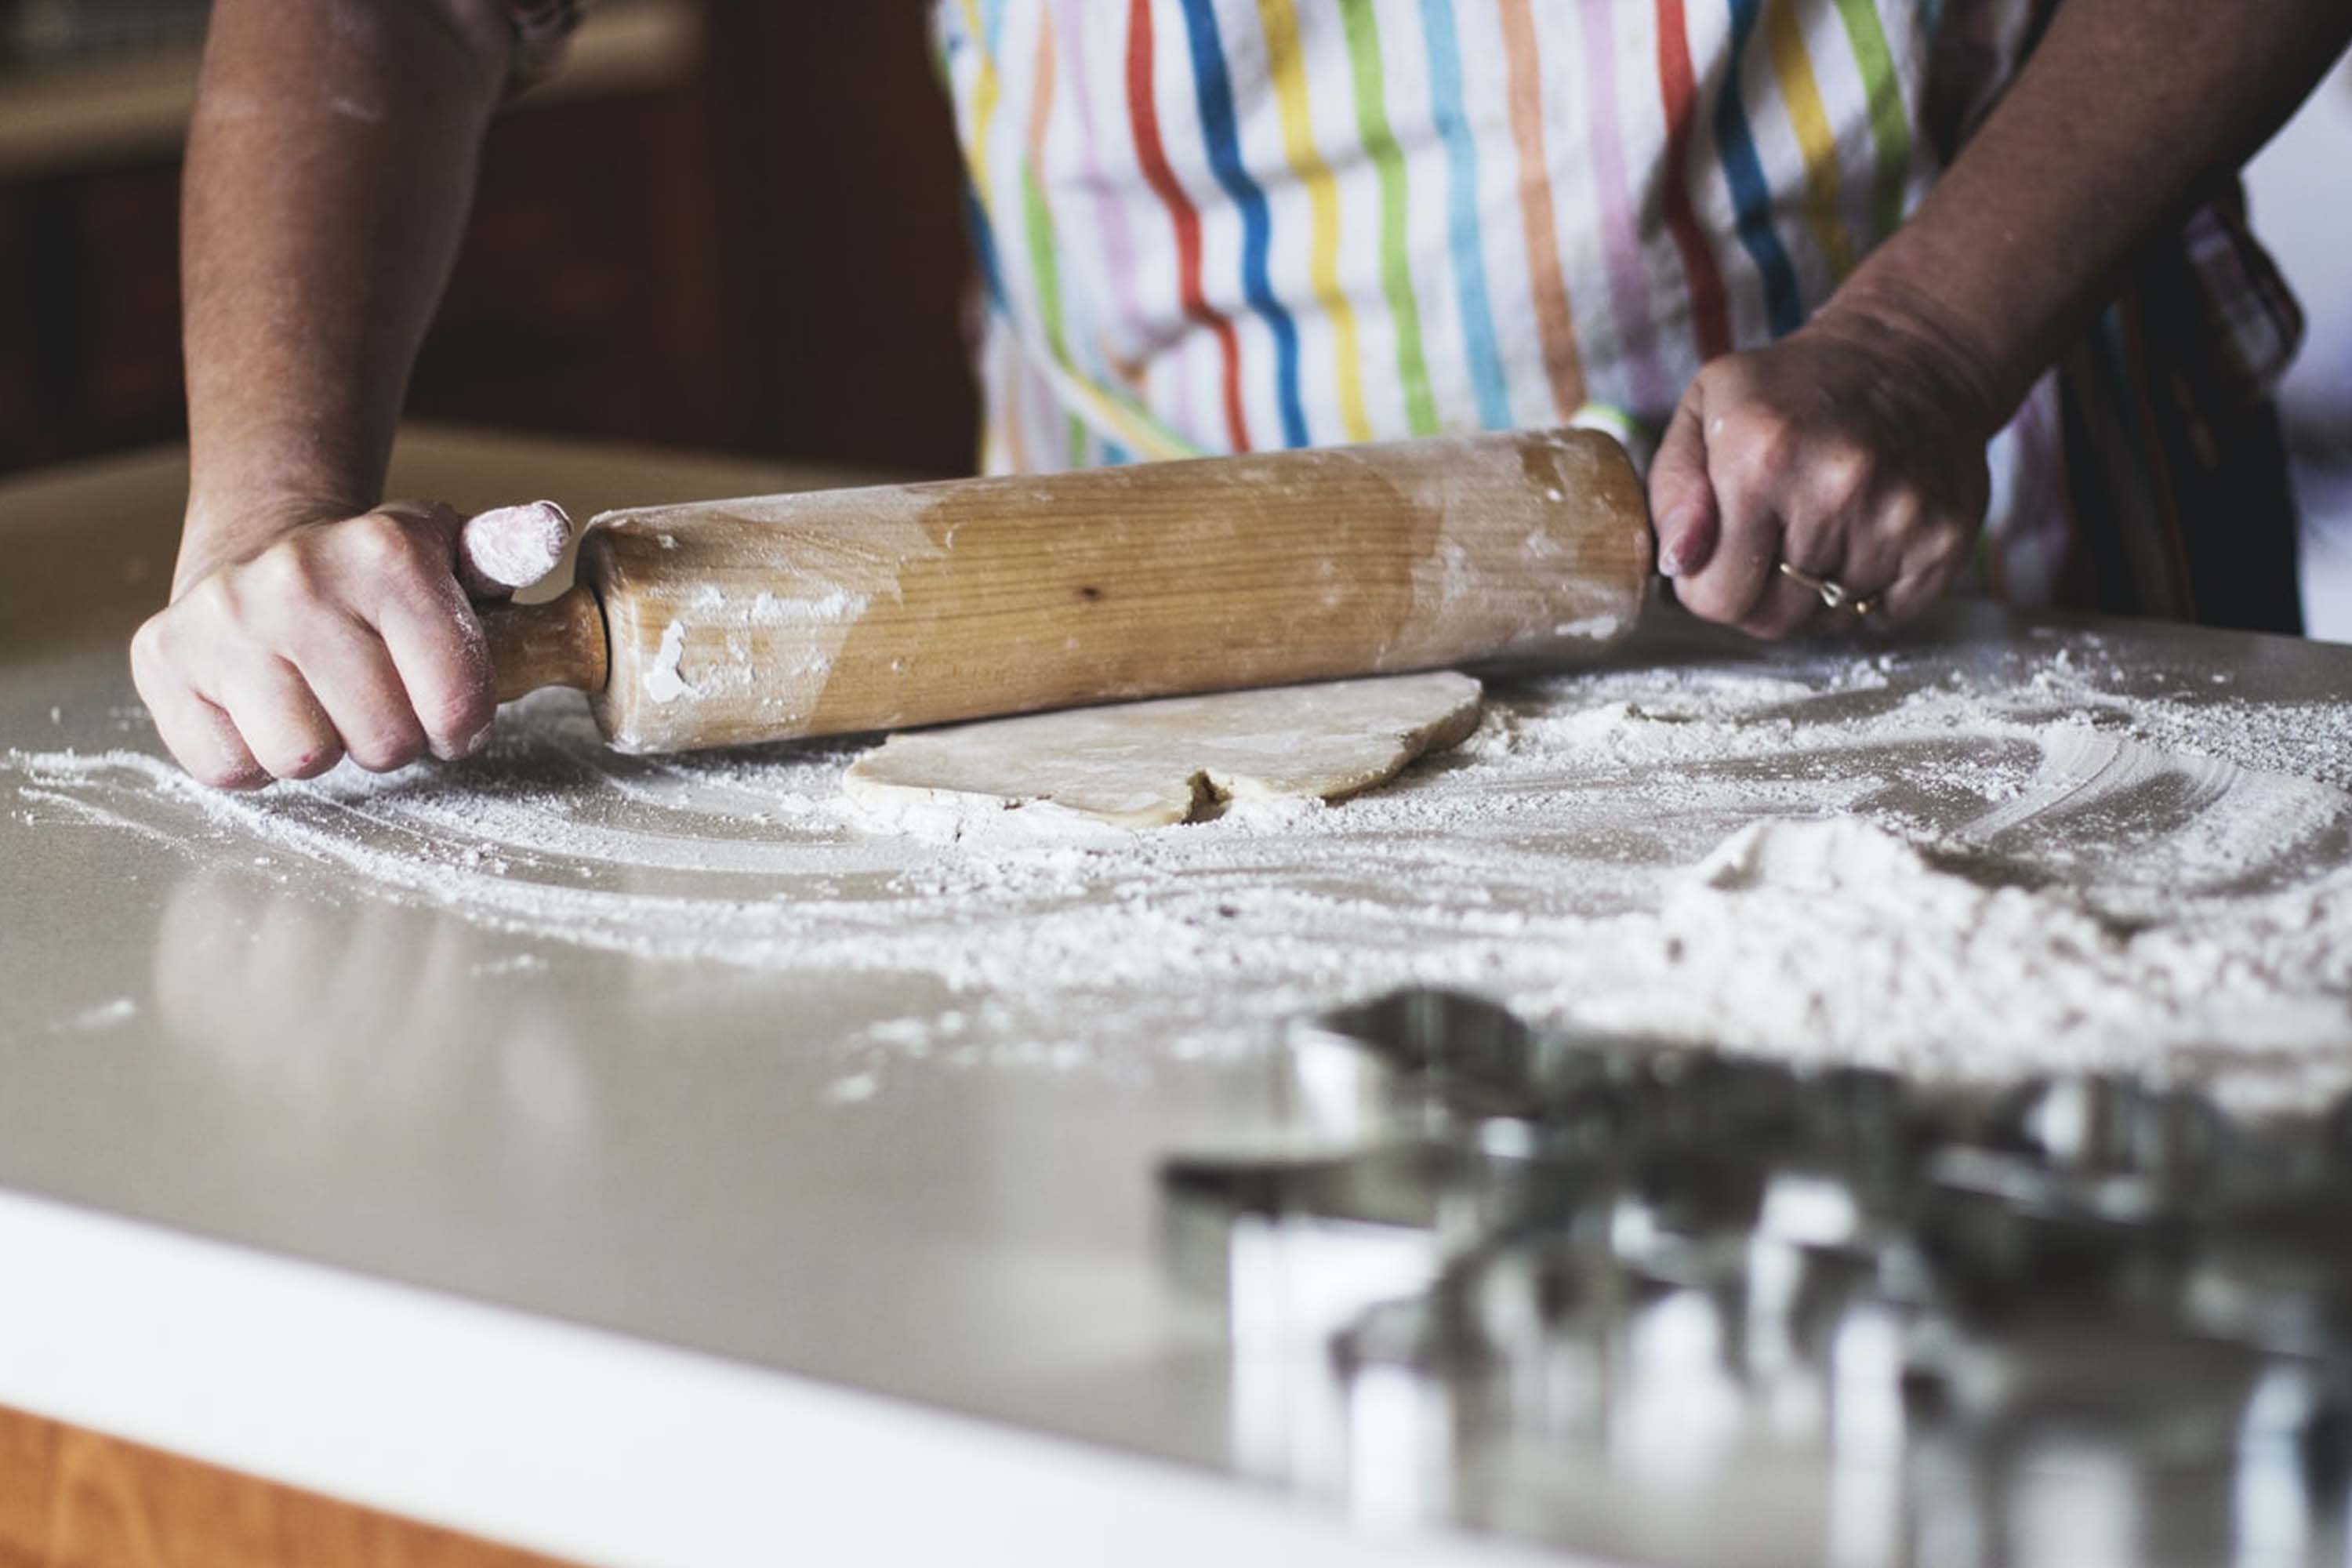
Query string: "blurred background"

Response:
xmin=0 ymin=2 xmax=2346 ymax=631
xmin=2250 ymin=53 xmax=2352 ymax=638
xmin=0 ymin=0 xmax=982 ymax=481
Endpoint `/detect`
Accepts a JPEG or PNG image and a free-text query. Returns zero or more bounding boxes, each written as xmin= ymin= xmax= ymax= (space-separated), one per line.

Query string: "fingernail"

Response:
xmin=433 ymin=724 xmax=492 ymax=763
xmin=1657 ymin=510 xmax=1694 ymax=578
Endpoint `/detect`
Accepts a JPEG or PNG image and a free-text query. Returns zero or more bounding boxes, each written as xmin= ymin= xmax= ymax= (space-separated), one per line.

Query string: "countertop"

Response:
xmin=3 ymin=428 xmax=2349 ymax=1567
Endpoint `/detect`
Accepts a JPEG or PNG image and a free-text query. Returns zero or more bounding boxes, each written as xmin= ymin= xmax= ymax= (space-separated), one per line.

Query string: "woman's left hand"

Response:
xmin=1646 ymin=289 xmax=2004 ymax=637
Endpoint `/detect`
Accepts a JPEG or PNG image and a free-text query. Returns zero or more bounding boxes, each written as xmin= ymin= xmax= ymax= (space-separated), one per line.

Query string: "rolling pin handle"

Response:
xmin=479 ymin=583 xmax=609 ymax=702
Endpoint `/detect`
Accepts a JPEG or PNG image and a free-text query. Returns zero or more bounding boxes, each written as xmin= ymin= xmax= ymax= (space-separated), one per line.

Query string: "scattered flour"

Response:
xmin=10 ymin=626 xmax=2352 ymax=1112
xmin=642 ymin=621 xmax=691 ymax=704
xmin=55 ymin=998 xmax=138 ymax=1033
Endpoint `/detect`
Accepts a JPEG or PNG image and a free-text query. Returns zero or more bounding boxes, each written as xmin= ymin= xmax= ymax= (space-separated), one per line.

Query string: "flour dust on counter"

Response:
xmin=9 ymin=622 xmax=2352 ymax=1112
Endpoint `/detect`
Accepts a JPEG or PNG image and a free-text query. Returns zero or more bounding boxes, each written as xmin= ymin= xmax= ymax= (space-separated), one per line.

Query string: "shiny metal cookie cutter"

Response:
xmin=1158 ymin=988 xmax=2352 ymax=1552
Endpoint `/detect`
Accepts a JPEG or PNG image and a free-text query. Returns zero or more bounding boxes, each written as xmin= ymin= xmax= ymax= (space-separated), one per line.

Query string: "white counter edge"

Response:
xmin=0 ymin=1185 xmax=1577 ymax=1568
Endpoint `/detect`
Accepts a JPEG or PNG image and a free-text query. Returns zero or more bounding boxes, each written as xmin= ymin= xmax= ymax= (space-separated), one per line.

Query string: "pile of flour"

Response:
xmin=12 ymin=624 xmax=2352 ymax=1112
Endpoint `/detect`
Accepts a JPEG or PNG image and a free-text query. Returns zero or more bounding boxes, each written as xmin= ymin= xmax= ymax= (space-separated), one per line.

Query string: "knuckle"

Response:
xmin=279 ymin=744 xmax=344 ymax=781
xmin=249 ymin=540 xmax=321 ymax=600
xmin=1875 ymin=487 xmax=1929 ymax=538
xmin=1816 ymin=448 xmax=1872 ymax=517
xmin=1730 ymin=413 xmax=1802 ymax=488
xmin=344 ymin=510 xmax=420 ymax=572
xmin=129 ymin=614 xmax=171 ymax=677
xmin=187 ymin=572 xmax=239 ymax=624
xmin=209 ymin=575 xmax=277 ymax=639
xmin=347 ymin=727 xmax=426 ymax=773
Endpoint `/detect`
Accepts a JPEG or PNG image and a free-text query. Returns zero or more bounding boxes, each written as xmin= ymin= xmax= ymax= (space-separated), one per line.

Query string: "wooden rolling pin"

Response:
xmin=479 ymin=428 xmax=1653 ymax=754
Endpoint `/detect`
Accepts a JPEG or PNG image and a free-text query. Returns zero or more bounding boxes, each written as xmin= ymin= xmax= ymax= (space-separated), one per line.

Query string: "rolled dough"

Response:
xmin=842 ymin=672 xmax=1484 ymax=829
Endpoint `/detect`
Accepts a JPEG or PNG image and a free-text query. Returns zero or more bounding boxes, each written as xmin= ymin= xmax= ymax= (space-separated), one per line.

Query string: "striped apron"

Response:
xmin=935 ymin=0 xmax=2303 ymax=622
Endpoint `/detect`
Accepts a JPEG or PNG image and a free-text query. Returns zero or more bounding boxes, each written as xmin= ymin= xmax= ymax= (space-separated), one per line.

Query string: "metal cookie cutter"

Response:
xmin=1158 ymin=987 xmax=2352 ymax=1557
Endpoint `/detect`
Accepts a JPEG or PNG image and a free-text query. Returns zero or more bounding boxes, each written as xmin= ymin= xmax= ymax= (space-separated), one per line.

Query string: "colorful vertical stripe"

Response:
xmin=1339 ymin=0 xmax=1438 ymax=436
xmin=1258 ymin=0 xmax=1371 ymax=442
xmin=1715 ymin=0 xmax=1806 ymax=336
xmin=958 ymin=0 xmax=1194 ymax=460
xmin=1021 ymin=20 xmax=1068 ymax=372
xmin=1576 ymin=0 xmax=1670 ymax=413
xmin=1125 ymin=0 xmax=1250 ymax=452
xmin=946 ymin=0 xmax=1986 ymax=470
xmin=1763 ymin=0 xmax=1859 ymax=278
xmin=1017 ymin=20 xmax=1089 ymax=466
xmin=1416 ymin=0 xmax=1512 ymax=427
xmin=1497 ymin=0 xmax=1585 ymax=418
xmin=1051 ymin=0 xmax=1146 ymax=377
xmin=1178 ymin=0 xmax=1310 ymax=448
xmin=955 ymin=0 xmax=1002 ymax=212
xmin=1655 ymin=0 xmax=1736 ymax=361
xmin=1828 ymin=0 xmax=1914 ymax=235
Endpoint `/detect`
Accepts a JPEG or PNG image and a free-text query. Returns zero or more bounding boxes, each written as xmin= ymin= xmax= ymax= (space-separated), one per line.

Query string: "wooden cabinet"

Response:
xmin=0 ymin=0 xmax=980 ymax=481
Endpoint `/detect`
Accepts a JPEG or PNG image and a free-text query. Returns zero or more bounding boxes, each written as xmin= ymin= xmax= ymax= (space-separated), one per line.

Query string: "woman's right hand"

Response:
xmin=131 ymin=501 xmax=499 ymax=789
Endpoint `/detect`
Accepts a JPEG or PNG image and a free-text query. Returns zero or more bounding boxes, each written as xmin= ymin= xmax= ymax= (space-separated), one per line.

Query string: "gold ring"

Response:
xmin=1778 ymin=561 xmax=1871 ymax=616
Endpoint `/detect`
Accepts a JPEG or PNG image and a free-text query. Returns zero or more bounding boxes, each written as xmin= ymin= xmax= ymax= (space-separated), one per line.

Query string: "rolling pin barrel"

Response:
xmin=486 ymin=428 xmax=1653 ymax=754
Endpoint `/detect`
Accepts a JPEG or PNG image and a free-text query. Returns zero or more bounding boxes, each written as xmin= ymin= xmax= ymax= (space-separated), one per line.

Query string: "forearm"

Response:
xmin=1825 ymin=0 xmax=2352 ymax=434
xmin=179 ymin=0 xmax=510 ymax=590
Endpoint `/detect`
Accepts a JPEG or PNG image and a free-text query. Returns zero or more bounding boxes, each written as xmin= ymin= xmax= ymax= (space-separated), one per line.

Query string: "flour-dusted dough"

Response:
xmin=843 ymin=672 xmax=1484 ymax=829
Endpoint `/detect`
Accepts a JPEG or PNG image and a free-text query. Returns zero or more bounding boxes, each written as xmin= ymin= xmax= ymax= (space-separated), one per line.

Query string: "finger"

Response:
xmin=1648 ymin=387 xmax=1719 ymax=580
xmin=370 ymin=562 xmax=496 ymax=759
xmin=1871 ymin=541 xmax=1970 ymax=626
xmin=1738 ymin=543 xmax=1838 ymax=641
xmin=216 ymin=657 xmax=344 ymax=781
xmin=1870 ymin=567 xmax=1945 ymax=627
xmin=130 ymin=617 xmax=269 ymax=789
xmin=1866 ymin=510 xmax=1975 ymax=626
xmin=341 ymin=505 xmax=499 ymax=758
xmin=151 ymin=686 xmax=269 ymax=791
xmin=284 ymin=611 xmax=431 ymax=772
xmin=1747 ymin=493 xmax=1868 ymax=641
xmin=1672 ymin=457 xmax=1782 ymax=629
xmin=1812 ymin=474 xmax=1914 ymax=616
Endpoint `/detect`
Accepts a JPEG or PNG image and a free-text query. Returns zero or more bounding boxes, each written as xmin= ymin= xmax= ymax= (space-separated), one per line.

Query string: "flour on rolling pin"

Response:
xmin=1394 ymin=429 xmax=1650 ymax=651
xmin=593 ymin=490 xmax=942 ymax=731
xmin=457 ymin=501 xmax=575 ymax=597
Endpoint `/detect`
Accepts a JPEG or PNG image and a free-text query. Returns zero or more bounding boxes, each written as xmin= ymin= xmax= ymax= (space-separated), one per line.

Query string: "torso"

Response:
xmin=938 ymin=0 xmax=2071 ymax=601
xmin=938 ymin=0 xmax=2038 ymax=455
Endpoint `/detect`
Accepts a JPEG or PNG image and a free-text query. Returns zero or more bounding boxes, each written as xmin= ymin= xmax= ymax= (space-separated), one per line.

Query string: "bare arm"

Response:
xmin=1654 ymin=0 xmax=2352 ymax=636
xmin=181 ymin=0 xmax=507 ymax=576
xmin=136 ymin=0 xmax=514 ymax=786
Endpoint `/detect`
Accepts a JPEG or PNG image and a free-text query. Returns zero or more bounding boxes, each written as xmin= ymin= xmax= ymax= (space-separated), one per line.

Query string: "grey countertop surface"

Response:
xmin=4 ymin=429 xmax=2349 ymax=1566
